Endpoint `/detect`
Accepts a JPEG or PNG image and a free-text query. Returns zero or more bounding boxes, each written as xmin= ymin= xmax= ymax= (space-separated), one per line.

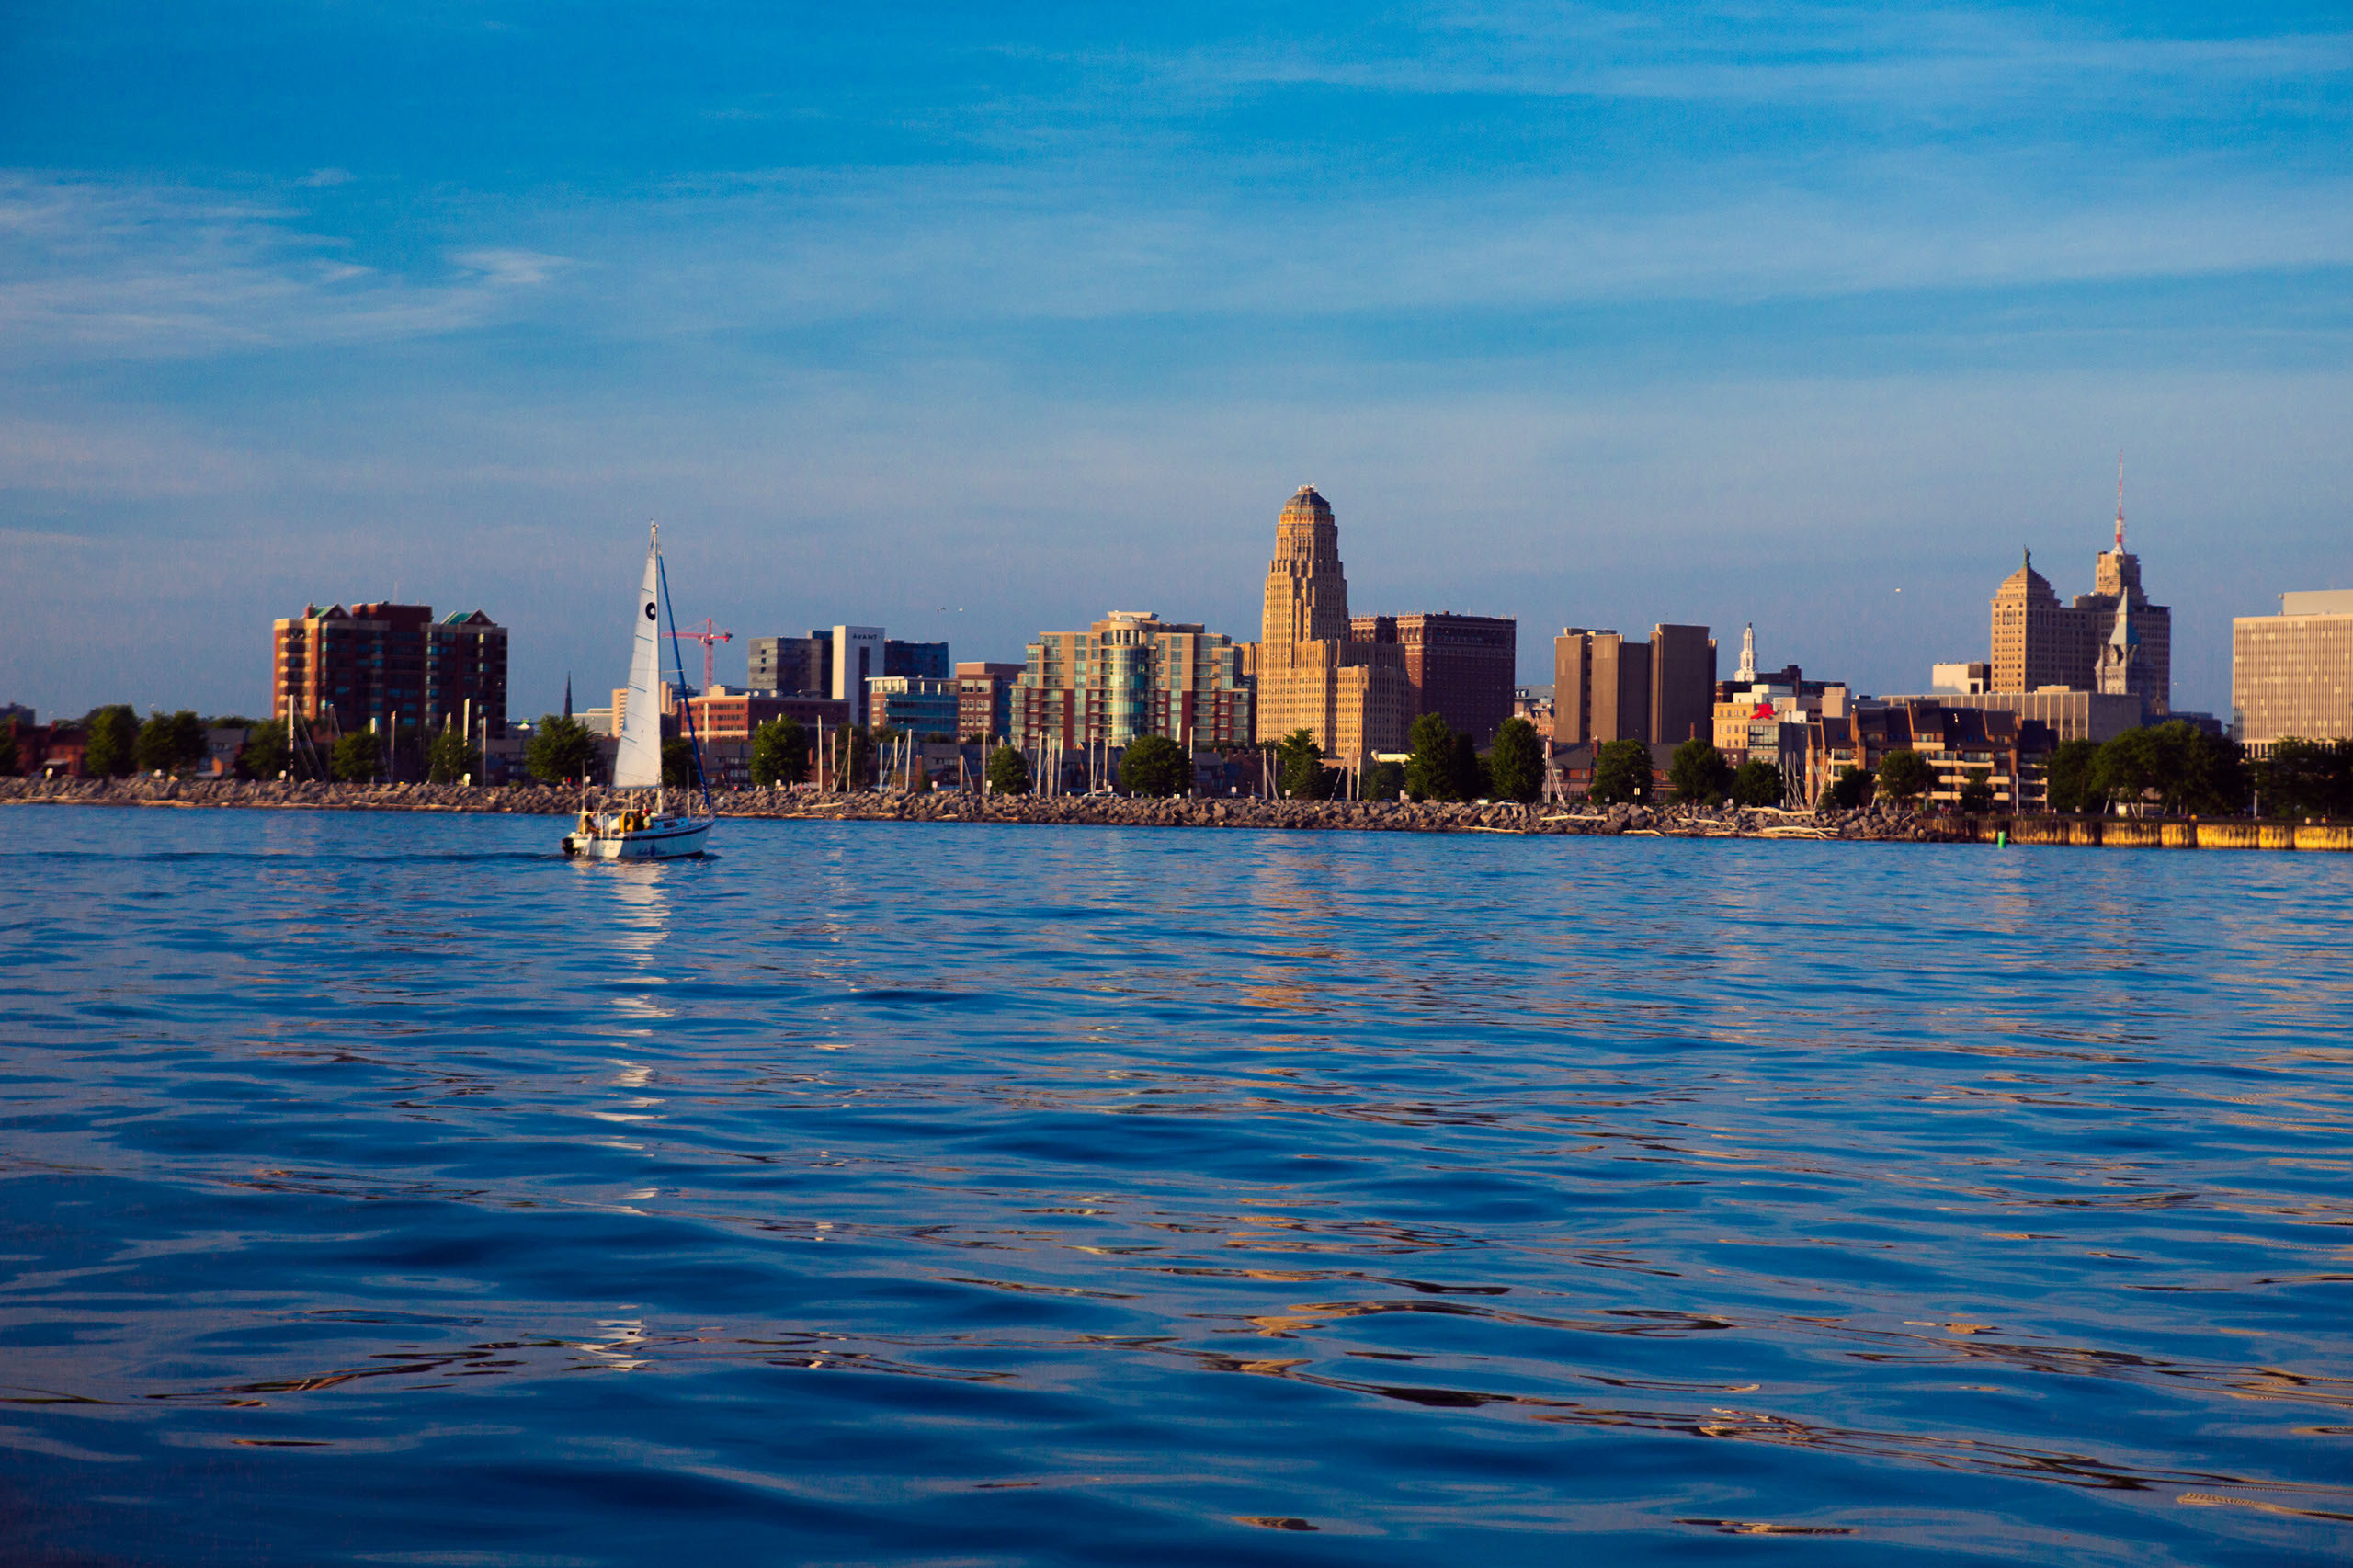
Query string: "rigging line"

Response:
xmin=655 ymin=548 xmax=717 ymax=820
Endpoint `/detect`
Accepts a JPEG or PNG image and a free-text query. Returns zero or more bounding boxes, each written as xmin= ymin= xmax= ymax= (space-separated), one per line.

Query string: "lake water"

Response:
xmin=4 ymin=807 xmax=2350 ymax=1565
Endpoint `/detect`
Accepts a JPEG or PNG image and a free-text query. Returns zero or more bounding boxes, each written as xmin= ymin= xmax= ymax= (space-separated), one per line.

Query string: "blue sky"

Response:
xmin=4 ymin=2 xmax=2348 ymax=720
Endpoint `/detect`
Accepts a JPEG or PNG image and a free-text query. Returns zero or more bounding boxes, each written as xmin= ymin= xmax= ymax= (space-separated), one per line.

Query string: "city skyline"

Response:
xmin=6 ymin=5 xmax=2350 ymax=718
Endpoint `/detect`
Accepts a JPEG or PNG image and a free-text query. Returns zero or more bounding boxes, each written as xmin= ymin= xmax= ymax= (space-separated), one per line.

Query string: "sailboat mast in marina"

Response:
xmin=561 ymin=525 xmax=716 ymax=859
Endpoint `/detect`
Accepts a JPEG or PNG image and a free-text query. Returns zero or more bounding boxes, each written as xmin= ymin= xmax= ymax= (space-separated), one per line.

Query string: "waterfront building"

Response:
xmin=957 ymin=662 xmax=1022 ymax=742
xmin=685 ymin=691 xmax=851 ymax=742
xmin=869 ymin=676 xmax=960 ymax=736
xmin=1012 ymin=611 xmax=1255 ymax=752
xmin=2233 ymin=590 xmax=2353 ymax=749
xmin=272 ymin=601 xmax=508 ymax=740
xmin=1552 ymin=623 xmax=1718 ymax=745
xmin=1254 ymin=486 xmax=1409 ymax=762
xmin=1872 ymin=688 xmax=2141 ymax=744
xmin=1349 ymin=612 xmax=1518 ymax=744
xmin=1802 ymin=700 xmax=2055 ymax=811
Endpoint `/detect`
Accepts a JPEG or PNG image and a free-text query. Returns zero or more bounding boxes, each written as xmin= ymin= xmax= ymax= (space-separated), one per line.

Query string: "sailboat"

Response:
xmin=562 ymin=525 xmax=715 ymax=860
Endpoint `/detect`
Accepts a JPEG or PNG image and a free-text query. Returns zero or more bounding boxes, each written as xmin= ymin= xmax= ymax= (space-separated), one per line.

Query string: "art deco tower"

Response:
xmin=1262 ymin=485 xmax=1352 ymax=646
xmin=1254 ymin=485 xmax=1407 ymax=760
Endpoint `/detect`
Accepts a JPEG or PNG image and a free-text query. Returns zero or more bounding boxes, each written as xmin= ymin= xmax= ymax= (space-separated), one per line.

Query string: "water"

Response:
xmin=3 ymin=807 xmax=2349 ymax=1565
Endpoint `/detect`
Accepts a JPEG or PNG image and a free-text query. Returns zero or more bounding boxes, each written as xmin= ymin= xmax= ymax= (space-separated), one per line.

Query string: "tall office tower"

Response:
xmin=1649 ymin=623 xmax=1719 ymax=744
xmin=1552 ymin=623 xmax=1714 ymax=744
xmin=1255 ymin=486 xmax=1408 ymax=760
xmin=2233 ymin=590 xmax=2353 ymax=747
xmin=1350 ymin=612 xmax=1518 ymax=744
xmin=1552 ymin=630 xmax=1647 ymax=745
xmin=1990 ymin=551 xmax=2095 ymax=694
xmin=1987 ymin=470 xmax=2171 ymax=716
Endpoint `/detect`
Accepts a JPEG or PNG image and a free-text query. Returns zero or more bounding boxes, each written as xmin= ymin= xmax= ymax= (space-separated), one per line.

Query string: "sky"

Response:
xmin=3 ymin=2 xmax=2348 ymax=722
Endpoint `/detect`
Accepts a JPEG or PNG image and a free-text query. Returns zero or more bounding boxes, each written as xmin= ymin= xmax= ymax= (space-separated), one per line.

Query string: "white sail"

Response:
xmin=613 ymin=529 xmax=664 ymax=790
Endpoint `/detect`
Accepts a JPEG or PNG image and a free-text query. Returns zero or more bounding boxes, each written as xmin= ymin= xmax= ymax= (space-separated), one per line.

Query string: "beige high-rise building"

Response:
xmin=1255 ymin=486 xmax=1408 ymax=760
xmin=1986 ymin=498 xmax=2170 ymax=715
xmin=2233 ymin=590 xmax=2353 ymax=749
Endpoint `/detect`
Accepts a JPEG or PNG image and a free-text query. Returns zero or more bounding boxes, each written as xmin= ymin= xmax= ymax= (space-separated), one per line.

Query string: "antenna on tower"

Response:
xmin=2114 ymin=450 xmax=2126 ymax=551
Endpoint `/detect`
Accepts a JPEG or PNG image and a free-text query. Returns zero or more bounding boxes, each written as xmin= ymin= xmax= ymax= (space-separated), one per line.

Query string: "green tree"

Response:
xmin=1120 ymin=734 xmax=1191 ymax=798
xmin=526 ymin=714 xmax=598 ymax=784
xmin=1588 ymin=738 xmax=1652 ymax=805
xmin=135 ymin=710 xmax=205 ymax=774
xmin=135 ymin=713 xmax=177 ymax=773
xmin=1730 ymin=758 xmax=1783 ymax=807
xmin=2144 ymin=721 xmax=2248 ymax=816
xmin=1276 ymin=728 xmax=1328 ymax=800
xmin=1667 ymin=738 xmax=1733 ymax=804
xmin=1404 ymin=713 xmax=1459 ymax=801
xmin=1821 ymin=766 xmax=1874 ymax=811
xmin=2256 ymin=737 xmax=2353 ymax=820
xmin=1876 ymin=747 xmax=1933 ymax=805
xmin=1486 ymin=718 xmax=1544 ymax=802
xmin=750 ymin=717 xmax=808 ymax=786
xmin=1957 ymin=767 xmax=1996 ymax=814
xmin=985 ymin=744 xmax=1030 ymax=795
xmin=427 ymin=722 xmax=481 ymax=783
xmin=662 ymin=736 xmax=703 ymax=789
xmin=2092 ymin=728 xmax=2163 ymax=812
xmin=2044 ymin=738 xmax=2105 ymax=814
xmin=1362 ymin=759 xmax=1404 ymax=801
xmin=0 ymin=725 xmax=17 ymax=776
xmin=84 ymin=705 xmax=139 ymax=777
xmin=238 ymin=721 xmax=290 ymax=780
xmin=330 ymin=730 xmax=381 ymax=782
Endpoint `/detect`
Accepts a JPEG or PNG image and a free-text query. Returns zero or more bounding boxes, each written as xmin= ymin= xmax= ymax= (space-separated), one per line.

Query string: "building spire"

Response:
xmin=2114 ymin=449 xmax=2126 ymax=551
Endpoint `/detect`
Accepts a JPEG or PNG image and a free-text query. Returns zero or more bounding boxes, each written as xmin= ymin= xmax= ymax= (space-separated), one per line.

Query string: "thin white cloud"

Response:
xmin=0 ymin=177 xmax=567 ymax=359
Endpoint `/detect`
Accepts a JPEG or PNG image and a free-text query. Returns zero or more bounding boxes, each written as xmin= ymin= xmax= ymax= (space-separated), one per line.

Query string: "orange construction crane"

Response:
xmin=665 ymin=618 xmax=734 ymax=692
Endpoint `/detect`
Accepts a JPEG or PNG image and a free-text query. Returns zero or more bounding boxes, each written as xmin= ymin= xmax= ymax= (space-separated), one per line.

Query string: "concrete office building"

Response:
xmin=1254 ymin=486 xmax=1409 ymax=761
xmin=2233 ymin=590 xmax=2353 ymax=749
xmin=272 ymin=600 xmax=508 ymax=740
xmin=1013 ymin=611 xmax=1255 ymax=752
xmin=1552 ymin=623 xmax=1718 ymax=745
xmin=749 ymin=631 xmax=950 ymax=711
xmin=1350 ymin=612 xmax=1517 ymax=744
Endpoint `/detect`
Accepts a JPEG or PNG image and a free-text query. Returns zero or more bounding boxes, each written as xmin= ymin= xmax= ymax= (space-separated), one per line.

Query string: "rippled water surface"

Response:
xmin=5 ymin=807 xmax=2351 ymax=1565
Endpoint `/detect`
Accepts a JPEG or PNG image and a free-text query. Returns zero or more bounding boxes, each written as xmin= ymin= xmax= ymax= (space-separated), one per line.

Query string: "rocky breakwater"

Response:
xmin=0 ymin=776 xmax=1955 ymax=843
xmin=0 ymin=776 xmax=593 ymax=814
xmin=662 ymin=789 xmax=1952 ymax=841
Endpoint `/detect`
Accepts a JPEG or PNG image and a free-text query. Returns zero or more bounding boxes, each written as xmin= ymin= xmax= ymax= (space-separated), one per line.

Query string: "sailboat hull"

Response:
xmin=563 ymin=818 xmax=712 ymax=860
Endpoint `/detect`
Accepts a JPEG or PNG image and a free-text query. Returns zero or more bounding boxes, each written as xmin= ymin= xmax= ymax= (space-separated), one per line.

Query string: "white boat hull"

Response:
xmin=563 ymin=815 xmax=712 ymax=860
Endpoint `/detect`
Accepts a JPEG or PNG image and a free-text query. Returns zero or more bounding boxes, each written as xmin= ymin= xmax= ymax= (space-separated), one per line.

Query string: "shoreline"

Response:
xmin=6 ymin=777 xmax=2347 ymax=848
xmin=2 ymin=776 xmax=1938 ymax=840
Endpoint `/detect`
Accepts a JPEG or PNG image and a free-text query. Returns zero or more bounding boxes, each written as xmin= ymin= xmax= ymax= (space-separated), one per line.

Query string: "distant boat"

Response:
xmin=562 ymin=526 xmax=714 ymax=860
